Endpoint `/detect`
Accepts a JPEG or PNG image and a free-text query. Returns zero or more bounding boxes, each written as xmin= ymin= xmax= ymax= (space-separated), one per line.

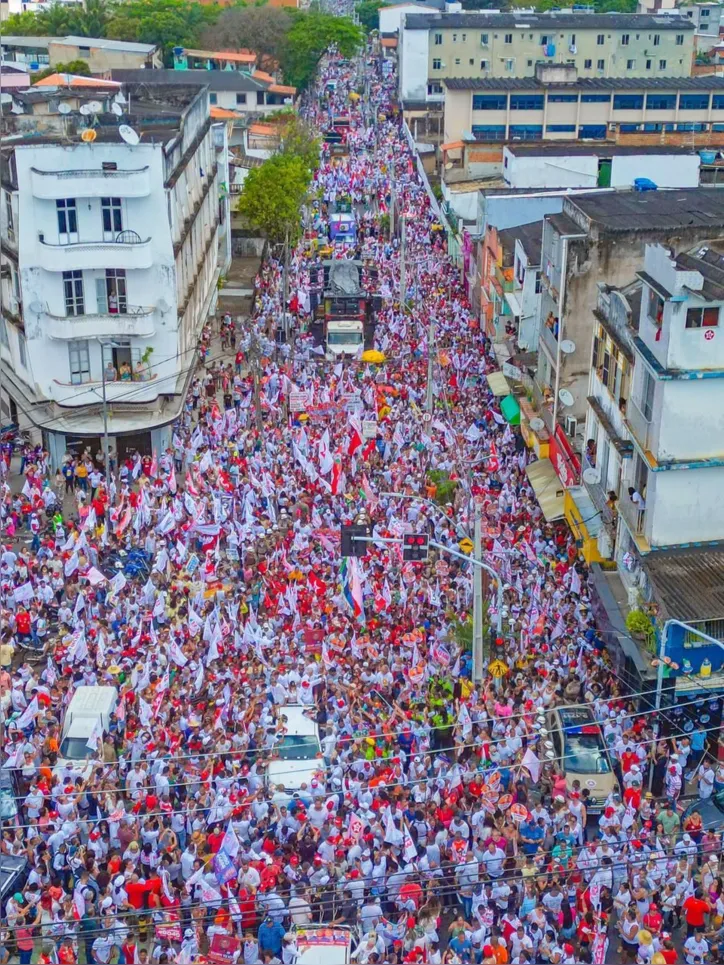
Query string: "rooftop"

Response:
xmin=183 ymin=48 xmax=257 ymax=63
xmin=0 ymin=36 xmax=53 ymax=49
xmin=675 ymin=244 xmax=724 ymax=301
xmin=404 ymin=11 xmax=695 ymax=29
xmin=644 ymin=548 xmax=724 ymax=622
xmin=49 ymin=35 xmax=158 ymax=54
xmin=110 ymin=68 xmax=267 ymax=92
xmin=446 ymin=75 xmax=724 ymax=90
xmin=568 ymin=188 xmax=724 ymax=233
xmin=498 ymin=219 xmax=543 ymax=266
xmin=505 ymin=142 xmax=699 ymax=157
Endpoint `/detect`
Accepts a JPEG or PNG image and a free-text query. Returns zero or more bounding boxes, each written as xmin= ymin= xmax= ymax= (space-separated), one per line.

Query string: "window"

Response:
xmin=432 ymin=58 xmax=442 ymax=70
xmin=69 ymin=340 xmax=91 ymax=385
xmin=646 ymin=93 xmax=676 ymax=110
xmin=236 ymin=93 xmax=247 ymax=105
xmin=676 ymin=122 xmax=708 ymax=132
xmin=504 ymin=58 xmax=515 ymax=71
xmin=469 ymin=58 xmax=474 ymax=65
xmin=461 ymin=33 xmax=466 ymax=41
xmin=97 ymin=269 xmax=127 ymax=315
xmin=56 ymin=198 xmax=77 ymax=237
xmin=535 ymin=271 xmax=542 ymax=294
xmin=581 ymin=93 xmax=610 ymax=102
xmin=597 ymin=33 xmax=605 ymax=45
xmin=714 ymin=95 xmax=724 ymax=110
xmin=702 ymin=7 xmax=710 ymax=14
xmin=601 ymin=347 xmax=611 ymax=388
xmin=621 ymin=33 xmax=629 ymax=45
xmin=659 ymin=59 xmax=666 ymax=70
xmin=679 ymin=93 xmax=710 ymax=110
xmin=584 ymin=58 xmax=592 ymax=68
xmin=434 ymin=32 xmax=442 ymax=44
xmin=569 ymin=33 xmax=576 ymax=45
xmin=597 ymin=59 xmax=605 ymax=69
xmin=471 ymin=125 xmax=506 ymax=141
xmin=647 ymin=285 xmax=664 ymax=327
xmin=0 ymin=318 xmax=8 ymax=349
xmin=101 ymin=197 xmax=122 ymax=238
xmin=4 ymin=191 xmax=13 ymax=241
xmin=613 ymin=93 xmax=644 ymax=110
xmin=18 ymin=331 xmax=27 ymax=369
xmin=452 ymin=33 xmax=457 ymax=42
xmin=579 ymin=124 xmax=607 ymax=139
xmin=473 ymin=94 xmax=507 ymax=110
xmin=676 ymin=33 xmax=684 ymax=45
xmin=79 ymin=45 xmax=90 ymax=55
xmin=510 ymin=94 xmax=544 ymax=110
xmin=546 ymin=124 xmax=577 ymax=132
xmin=480 ymin=59 xmax=489 ymax=70
xmin=62 ymin=270 xmax=84 ymax=316
xmin=646 ymin=59 xmax=652 ymax=70
xmin=480 ymin=33 xmax=489 ymax=45
xmin=504 ymin=33 xmax=513 ymax=44
xmin=509 ymin=124 xmax=543 ymax=140
xmin=454 ymin=58 xmax=460 ymax=65
xmin=653 ymin=33 xmax=660 ymax=46
xmin=640 ymin=368 xmax=655 ymax=421
xmin=209 ymin=93 xmax=217 ymax=105
xmin=540 ymin=33 xmax=552 ymax=45
xmin=427 ymin=82 xmax=443 ymax=95
xmin=619 ymin=123 xmax=641 ymax=132
xmin=626 ymin=59 xmax=636 ymax=70
xmin=548 ymin=93 xmax=578 ymax=102
xmin=686 ymin=305 xmax=720 ymax=328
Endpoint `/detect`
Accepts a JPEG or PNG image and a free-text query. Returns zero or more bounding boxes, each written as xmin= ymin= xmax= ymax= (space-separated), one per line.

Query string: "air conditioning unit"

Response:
xmin=565 ymin=414 xmax=578 ymax=437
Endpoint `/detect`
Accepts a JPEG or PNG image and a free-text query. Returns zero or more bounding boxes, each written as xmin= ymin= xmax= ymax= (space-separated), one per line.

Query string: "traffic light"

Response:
xmin=340 ymin=523 xmax=371 ymax=558
xmin=403 ymin=533 xmax=429 ymax=562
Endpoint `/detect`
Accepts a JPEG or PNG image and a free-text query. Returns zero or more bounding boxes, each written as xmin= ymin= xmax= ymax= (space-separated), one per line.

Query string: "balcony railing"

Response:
xmin=531 ymin=378 xmax=554 ymax=433
xmin=619 ymin=492 xmax=646 ymax=536
xmin=581 ymin=454 xmax=615 ymax=525
xmin=626 ymin=398 xmax=655 ymax=454
xmin=31 ymin=166 xmax=151 ymax=199
xmin=37 ymin=233 xmax=153 ymax=272
xmin=43 ymin=304 xmax=157 ymax=340
xmin=539 ymin=320 xmax=559 ymax=362
xmin=45 ymin=305 xmax=155 ymax=321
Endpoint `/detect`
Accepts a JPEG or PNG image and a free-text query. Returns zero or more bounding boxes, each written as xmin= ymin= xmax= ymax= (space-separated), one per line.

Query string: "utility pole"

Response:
xmin=389 ymin=160 xmax=395 ymax=240
xmin=472 ymin=513 xmax=485 ymax=685
xmin=101 ymin=351 xmax=110 ymax=481
xmin=250 ymin=330 xmax=263 ymax=433
xmin=425 ymin=318 xmax=435 ymax=413
xmin=399 ymin=217 xmax=406 ymax=308
xmin=282 ymin=225 xmax=290 ymax=344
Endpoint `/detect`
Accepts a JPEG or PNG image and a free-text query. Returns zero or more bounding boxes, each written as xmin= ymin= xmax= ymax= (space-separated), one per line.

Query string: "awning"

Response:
xmin=526 ymin=459 xmax=565 ymax=521
xmin=486 ymin=371 xmax=511 ymax=397
xmin=501 ymin=393 xmax=521 ymax=425
xmin=504 ymin=291 xmax=522 ymax=318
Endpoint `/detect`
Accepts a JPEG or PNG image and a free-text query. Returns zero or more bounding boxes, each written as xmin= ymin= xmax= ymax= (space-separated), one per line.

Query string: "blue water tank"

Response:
xmin=700 ymin=149 xmax=717 ymax=165
xmin=633 ymin=178 xmax=658 ymax=192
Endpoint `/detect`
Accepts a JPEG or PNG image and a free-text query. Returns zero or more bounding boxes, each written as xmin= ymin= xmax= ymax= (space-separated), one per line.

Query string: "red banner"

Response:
xmin=549 ymin=425 xmax=580 ymax=488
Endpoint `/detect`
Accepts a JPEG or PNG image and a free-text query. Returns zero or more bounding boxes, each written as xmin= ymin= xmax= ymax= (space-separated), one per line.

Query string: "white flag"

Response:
xmin=14 ymin=696 xmax=39 ymax=730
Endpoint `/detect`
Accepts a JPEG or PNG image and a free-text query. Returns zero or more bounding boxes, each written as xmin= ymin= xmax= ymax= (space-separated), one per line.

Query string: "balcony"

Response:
xmin=43 ymin=305 xmax=157 ymax=341
xmin=531 ymin=378 xmax=554 ymax=432
xmin=619 ymin=492 xmax=651 ymax=554
xmin=581 ymin=454 xmax=614 ymax=525
xmin=48 ymin=374 xmax=162 ymax=407
xmin=625 ymin=398 xmax=655 ymax=455
xmin=539 ymin=320 xmax=559 ymax=362
xmin=31 ymin=166 xmax=151 ymax=200
xmin=36 ymin=232 xmax=153 ymax=272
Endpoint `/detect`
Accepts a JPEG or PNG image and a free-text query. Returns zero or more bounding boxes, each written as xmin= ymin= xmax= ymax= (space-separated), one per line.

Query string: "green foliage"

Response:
xmin=278 ymin=113 xmax=321 ymax=176
xmin=426 ymin=469 xmax=458 ymax=506
xmin=378 ymin=212 xmax=390 ymax=237
xmin=355 ymin=0 xmax=383 ymax=32
xmin=281 ymin=12 xmax=364 ymax=90
xmin=32 ymin=59 xmax=91 ymax=81
xmin=237 ymin=153 xmax=311 ymax=243
xmin=106 ymin=0 xmax=219 ymax=58
xmin=5 ymin=0 xmax=111 ymax=37
xmin=626 ymin=609 xmax=656 ymax=652
xmin=199 ymin=5 xmax=293 ymax=66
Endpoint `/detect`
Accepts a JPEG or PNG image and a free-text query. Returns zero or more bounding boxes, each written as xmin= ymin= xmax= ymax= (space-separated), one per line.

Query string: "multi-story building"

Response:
xmin=0 ymin=82 xmax=222 ymax=465
xmin=1 ymin=35 xmax=161 ymax=72
xmin=399 ymin=11 xmax=696 ymax=104
xmin=443 ymin=66 xmax=724 ymax=145
xmin=679 ymin=3 xmax=723 ymax=49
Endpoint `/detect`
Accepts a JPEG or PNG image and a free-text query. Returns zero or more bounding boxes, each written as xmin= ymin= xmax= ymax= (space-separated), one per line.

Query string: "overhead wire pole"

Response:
xmin=425 ymin=317 xmax=435 ymax=413
xmin=399 ymin=216 xmax=406 ymax=308
xmin=249 ymin=329 xmax=263 ymax=433
xmin=282 ymin=224 xmax=290 ymax=344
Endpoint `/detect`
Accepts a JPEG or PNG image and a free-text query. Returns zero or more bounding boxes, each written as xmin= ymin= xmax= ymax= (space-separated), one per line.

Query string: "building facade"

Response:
xmin=399 ymin=11 xmax=696 ymax=103
xmin=0 ymin=84 xmax=222 ymax=464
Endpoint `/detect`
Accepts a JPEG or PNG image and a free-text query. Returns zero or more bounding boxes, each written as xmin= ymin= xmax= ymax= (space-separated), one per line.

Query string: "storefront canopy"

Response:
xmin=525 ymin=459 xmax=565 ymax=522
xmin=500 ymin=393 xmax=520 ymax=426
xmin=486 ymin=371 xmax=511 ymax=397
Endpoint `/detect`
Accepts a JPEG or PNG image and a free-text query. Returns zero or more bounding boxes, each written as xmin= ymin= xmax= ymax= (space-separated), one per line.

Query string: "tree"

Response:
xmin=237 ymin=153 xmax=311 ymax=243
xmin=277 ymin=112 xmax=321 ymax=176
xmin=106 ymin=0 xmax=219 ymax=59
xmin=355 ymin=0 xmax=382 ymax=33
xmin=32 ymin=59 xmax=91 ymax=81
xmin=280 ymin=12 xmax=363 ymax=89
xmin=199 ymin=6 xmax=293 ymax=67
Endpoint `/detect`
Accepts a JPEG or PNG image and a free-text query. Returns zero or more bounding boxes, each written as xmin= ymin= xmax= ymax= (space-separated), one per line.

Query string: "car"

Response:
xmin=546 ymin=704 xmax=617 ymax=814
xmin=680 ymin=790 xmax=724 ymax=830
xmin=267 ymin=705 xmax=323 ymax=805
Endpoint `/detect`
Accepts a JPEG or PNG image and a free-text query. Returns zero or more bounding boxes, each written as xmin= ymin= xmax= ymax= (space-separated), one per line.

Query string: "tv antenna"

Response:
xmin=118 ymin=124 xmax=140 ymax=145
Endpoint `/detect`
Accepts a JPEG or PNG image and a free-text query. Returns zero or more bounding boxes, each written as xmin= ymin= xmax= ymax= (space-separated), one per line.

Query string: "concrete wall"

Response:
xmin=609 ymin=153 xmax=700 ymax=188
xmin=647 ymin=464 xmax=724 ymax=546
xmin=380 ymin=4 xmax=431 ymax=35
xmin=504 ymin=148 xmax=599 ymax=188
xmin=399 ymin=21 xmax=430 ymax=102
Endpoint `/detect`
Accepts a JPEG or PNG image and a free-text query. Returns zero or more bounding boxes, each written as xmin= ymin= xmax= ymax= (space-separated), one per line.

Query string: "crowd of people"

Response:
xmin=1 ymin=42 xmax=724 ymax=965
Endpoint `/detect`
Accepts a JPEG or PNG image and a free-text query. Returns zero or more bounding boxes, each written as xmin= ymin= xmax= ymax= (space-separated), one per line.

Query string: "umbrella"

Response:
xmin=362 ymin=350 xmax=386 ymax=363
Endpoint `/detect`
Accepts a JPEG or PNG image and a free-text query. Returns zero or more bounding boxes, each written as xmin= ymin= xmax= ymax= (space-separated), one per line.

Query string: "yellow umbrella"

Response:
xmin=362 ymin=349 xmax=386 ymax=363
xmin=349 ymin=91 xmax=360 ymax=102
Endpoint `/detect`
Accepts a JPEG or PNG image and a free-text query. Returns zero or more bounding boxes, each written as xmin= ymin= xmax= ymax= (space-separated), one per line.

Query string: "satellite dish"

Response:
xmin=582 ymin=467 xmax=601 ymax=485
xmin=87 ymin=100 xmax=103 ymax=113
xmin=118 ymin=124 xmax=140 ymax=145
xmin=558 ymin=388 xmax=575 ymax=407
xmin=529 ymin=417 xmax=545 ymax=432
xmin=560 ymin=338 xmax=576 ymax=354
xmin=0 ymin=93 xmax=12 ymax=105
xmin=111 ymin=103 xmax=123 ymax=117
xmin=115 ymin=92 xmax=127 ymax=104
xmin=58 ymin=102 xmax=71 ymax=114
xmin=79 ymin=104 xmax=91 ymax=116
xmin=81 ymin=128 xmax=97 ymax=143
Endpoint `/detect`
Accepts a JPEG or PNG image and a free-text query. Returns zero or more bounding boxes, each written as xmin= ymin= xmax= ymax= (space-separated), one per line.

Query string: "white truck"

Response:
xmin=56 ymin=686 xmax=118 ymax=776
xmin=326 ymin=318 xmax=365 ymax=358
xmin=267 ymin=704 xmax=323 ymax=806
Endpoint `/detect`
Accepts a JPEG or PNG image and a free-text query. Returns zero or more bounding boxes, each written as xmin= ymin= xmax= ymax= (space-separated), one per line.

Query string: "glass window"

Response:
xmin=209 ymin=93 xmax=217 ymax=105
xmin=546 ymin=124 xmax=576 ymax=132
xmin=584 ymin=59 xmax=592 ymax=68
xmin=621 ymin=33 xmax=629 ymax=45
xmin=274 ymin=735 xmax=322 ymax=761
xmin=548 ymin=93 xmax=578 ymax=102
xmin=659 ymin=59 xmax=666 ymax=70
xmin=714 ymin=95 xmax=724 ymax=110
xmin=676 ymin=33 xmax=684 ymax=44
xmin=597 ymin=33 xmax=604 ymax=44
xmin=471 ymin=125 xmax=506 ymax=141
xmin=0 ymin=318 xmax=7 ymax=349
xmin=68 ymin=340 xmax=91 ymax=385
xmin=62 ymin=270 xmax=84 ymax=316
xmin=578 ymin=125 xmax=607 ymax=139
xmin=686 ymin=305 xmax=720 ymax=328
xmin=56 ymin=198 xmax=77 ymax=236
xmin=434 ymin=32 xmax=442 ymax=44
xmin=480 ymin=33 xmax=488 ymax=44
xmin=647 ymin=285 xmax=664 ymax=327
xmin=101 ymin=197 xmax=122 ymax=236
xmin=597 ymin=59 xmax=605 ymax=69
xmin=509 ymin=125 xmax=543 ymax=140
xmin=641 ymin=368 xmax=655 ymax=421
xmin=480 ymin=60 xmax=488 ymax=70
xmin=504 ymin=33 xmax=513 ymax=43
xmin=646 ymin=59 xmax=652 ymax=70
xmin=510 ymin=95 xmax=544 ymax=110
xmin=18 ymin=332 xmax=27 ymax=369
xmin=581 ymin=93 xmax=611 ymax=103
xmin=626 ymin=59 xmax=636 ymax=70
xmin=653 ymin=33 xmax=660 ymax=46
xmin=236 ymin=93 xmax=247 ymax=105
xmin=613 ymin=94 xmax=644 ymax=110
xmin=432 ymin=59 xmax=441 ymax=70
xmin=646 ymin=94 xmax=676 ymax=110
xmin=472 ymin=94 xmax=507 ymax=110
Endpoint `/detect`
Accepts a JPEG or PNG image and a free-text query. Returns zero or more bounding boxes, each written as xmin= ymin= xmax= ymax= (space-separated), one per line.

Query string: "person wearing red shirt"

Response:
xmin=620 ymin=749 xmax=638 ymax=774
xmin=683 ymin=889 xmax=711 ymax=936
xmin=15 ymin=607 xmax=31 ymax=639
xmin=643 ymin=903 xmax=662 ymax=936
xmin=207 ymin=825 xmax=225 ymax=853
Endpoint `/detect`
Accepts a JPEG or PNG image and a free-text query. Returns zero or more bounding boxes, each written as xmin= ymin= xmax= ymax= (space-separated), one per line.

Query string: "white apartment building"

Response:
xmin=0 ymin=83 xmax=222 ymax=465
xmin=618 ymin=241 xmax=724 ymax=569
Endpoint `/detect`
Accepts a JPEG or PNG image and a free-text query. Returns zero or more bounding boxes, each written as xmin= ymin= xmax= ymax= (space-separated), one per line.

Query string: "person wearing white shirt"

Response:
xmin=684 ymin=933 xmax=709 ymax=964
xmin=481 ymin=843 xmax=505 ymax=879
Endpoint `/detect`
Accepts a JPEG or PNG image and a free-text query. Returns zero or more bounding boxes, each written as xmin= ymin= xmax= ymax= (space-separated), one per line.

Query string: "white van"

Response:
xmin=296 ymin=925 xmax=352 ymax=965
xmin=57 ymin=686 xmax=118 ymax=775
xmin=267 ymin=705 xmax=322 ymax=804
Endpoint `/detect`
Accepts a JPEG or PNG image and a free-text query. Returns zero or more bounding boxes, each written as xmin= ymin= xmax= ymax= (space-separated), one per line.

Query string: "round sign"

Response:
xmin=705 ymin=329 xmax=715 ymax=341
xmin=498 ymin=793 xmax=513 ymax=811
xmin=586 ymin=779 xmax=597 ymax=788
xmin=435 ymin=560 xmax=449 ymax=577
xmin=510 ymin=803 xmax=528 ymax=823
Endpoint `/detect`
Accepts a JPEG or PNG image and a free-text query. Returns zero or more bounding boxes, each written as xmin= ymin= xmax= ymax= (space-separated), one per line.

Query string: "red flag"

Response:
xmin=309 ymin=572 xmax=327 ymax=596
xmin=488 ymin=442 xmax=499 ymax=473
xmin=361 ymin=439 xmax=376 ymax=461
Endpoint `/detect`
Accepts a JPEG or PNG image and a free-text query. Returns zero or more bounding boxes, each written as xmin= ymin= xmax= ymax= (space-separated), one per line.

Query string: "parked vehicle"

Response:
xmin=545 ymin=704 xmax=616 ymax=813
xmin=56 ymin=685 xmax=118 ymax=776
xmin=267 ymin=705 xmax=322 ymax=805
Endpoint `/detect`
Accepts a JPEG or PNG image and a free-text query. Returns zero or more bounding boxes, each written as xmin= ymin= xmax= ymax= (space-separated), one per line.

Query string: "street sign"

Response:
xmin=459 ymin=538 xmax=474 ymax=555
xmin=488 ymin=658 xmax=509 ymax=678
